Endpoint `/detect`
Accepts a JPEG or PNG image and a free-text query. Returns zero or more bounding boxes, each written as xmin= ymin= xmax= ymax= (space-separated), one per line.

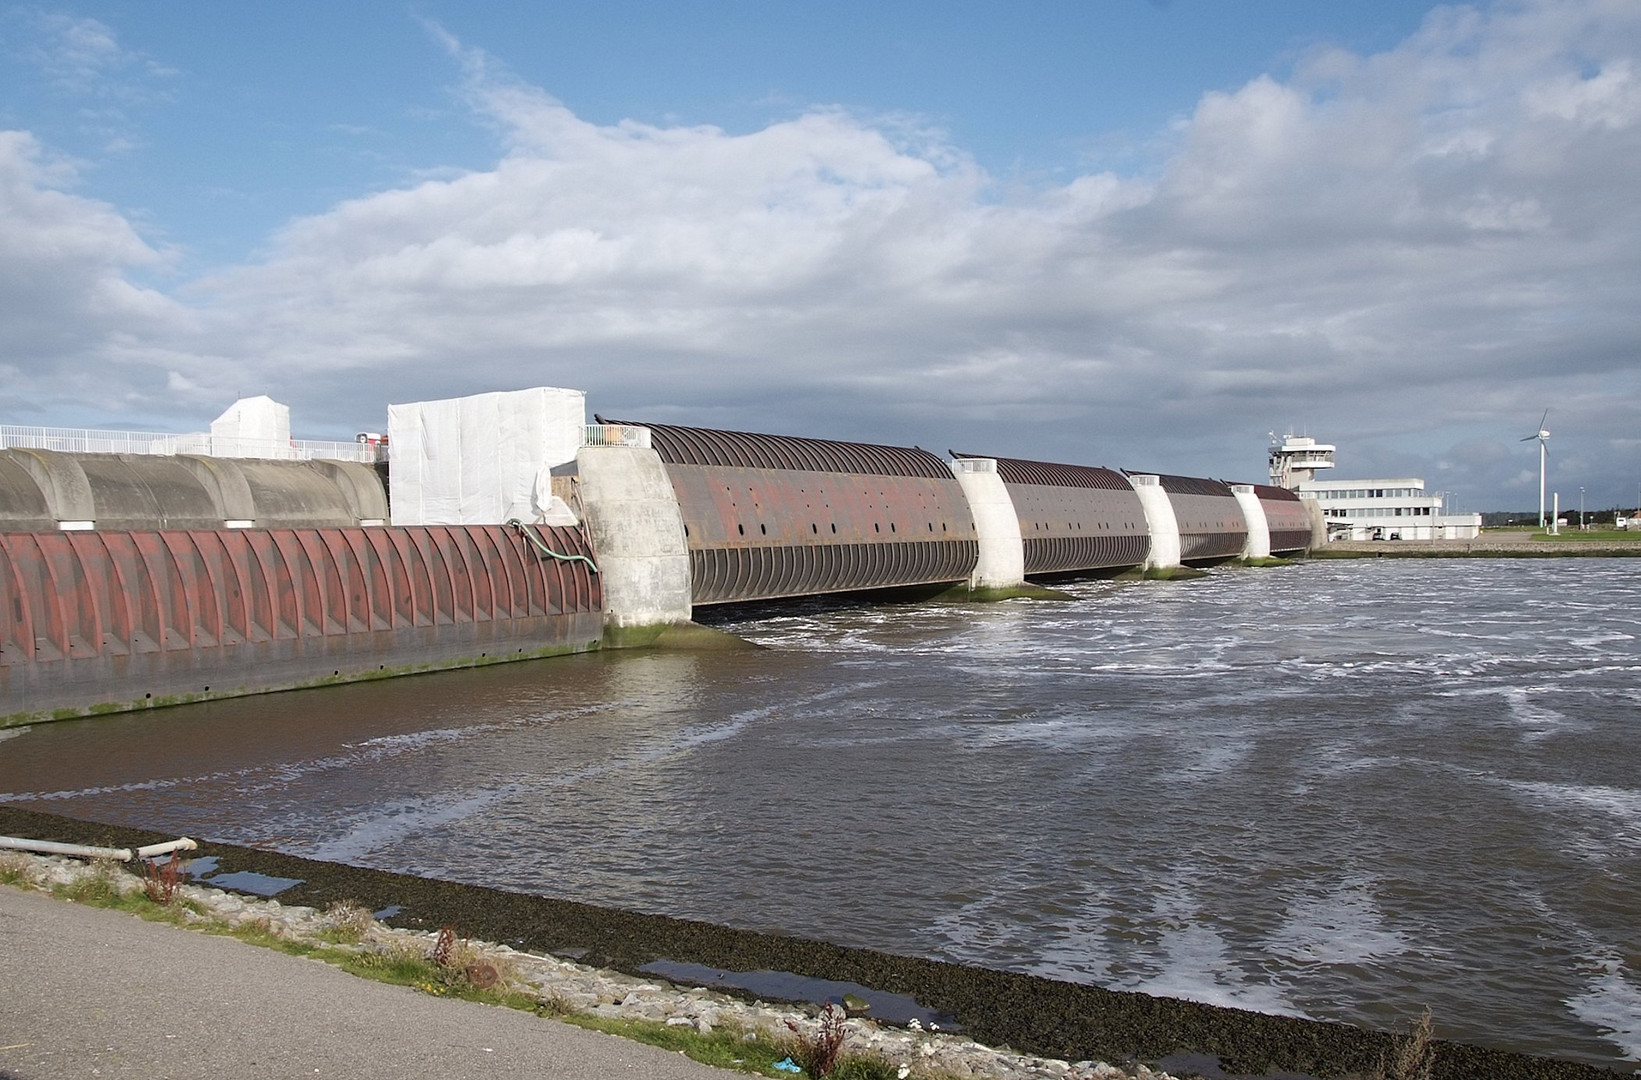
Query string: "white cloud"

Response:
xmin=0 ymin=130 xmax=197 ymax=419
xmin=20 ymin=11 xmax=176 ymax=101
xmin=3 ymin=0 xmax=1640 ymax=507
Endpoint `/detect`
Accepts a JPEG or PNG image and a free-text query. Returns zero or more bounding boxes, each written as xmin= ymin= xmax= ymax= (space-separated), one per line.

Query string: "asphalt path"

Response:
xmin=0 ymin=885 xmax=741 ymax=1079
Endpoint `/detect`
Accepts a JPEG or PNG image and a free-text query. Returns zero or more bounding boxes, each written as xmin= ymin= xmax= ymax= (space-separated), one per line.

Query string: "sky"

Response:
xmin=2 ymin=1 xmax=1638 ymax=512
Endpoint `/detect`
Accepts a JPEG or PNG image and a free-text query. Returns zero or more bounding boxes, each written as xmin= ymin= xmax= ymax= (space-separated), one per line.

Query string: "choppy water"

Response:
xmin=3 ymin=559 xmax=1638 ymax=1069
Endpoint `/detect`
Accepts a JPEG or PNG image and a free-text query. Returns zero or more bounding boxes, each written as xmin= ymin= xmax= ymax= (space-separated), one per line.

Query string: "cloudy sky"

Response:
xmin=2 ymin=1 xmax=1638 ymax=511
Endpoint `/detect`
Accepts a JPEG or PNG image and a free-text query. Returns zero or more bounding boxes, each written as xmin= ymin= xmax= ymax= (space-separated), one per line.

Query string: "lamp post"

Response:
xmin=1580 ymin=487 xmax=1586 ymax=531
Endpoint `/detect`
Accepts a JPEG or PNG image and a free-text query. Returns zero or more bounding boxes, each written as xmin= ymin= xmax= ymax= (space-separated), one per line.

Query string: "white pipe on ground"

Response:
xmin=0 ymin=835 xmax=198 ymax=862
xmin=135 ymin=838 xmax=199 ymax=859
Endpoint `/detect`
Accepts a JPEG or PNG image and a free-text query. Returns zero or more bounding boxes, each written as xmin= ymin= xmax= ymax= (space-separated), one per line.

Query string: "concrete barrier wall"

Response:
xmin=0 ymin=450 xmax=390 ymax=531
xmin=0 ymin=456 xmax=56 ymax=532
xmin=0 ymin=524 xmax=601 ymax=725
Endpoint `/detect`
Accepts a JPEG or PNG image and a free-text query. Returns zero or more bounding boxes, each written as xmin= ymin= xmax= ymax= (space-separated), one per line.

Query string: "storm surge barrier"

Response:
xmin=0 ymin=524 xmax=602 ymax=725
xmin=594 ymin=419 xmax=979 ymax=605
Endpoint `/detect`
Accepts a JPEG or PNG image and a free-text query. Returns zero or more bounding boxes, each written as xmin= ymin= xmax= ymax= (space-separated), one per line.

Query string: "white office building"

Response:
xmin=1268 ymin=434 xmax=1482 ymax=541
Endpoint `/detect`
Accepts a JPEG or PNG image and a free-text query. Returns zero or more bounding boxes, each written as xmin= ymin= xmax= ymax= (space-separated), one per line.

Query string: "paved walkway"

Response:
xmin=0 ymin=885 xmax=740 ymax=1080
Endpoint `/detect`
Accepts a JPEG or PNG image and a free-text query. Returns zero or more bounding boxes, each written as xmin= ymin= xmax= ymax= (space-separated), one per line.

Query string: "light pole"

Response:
xmin=1580 ymin=487 xmax=1586 ymax=530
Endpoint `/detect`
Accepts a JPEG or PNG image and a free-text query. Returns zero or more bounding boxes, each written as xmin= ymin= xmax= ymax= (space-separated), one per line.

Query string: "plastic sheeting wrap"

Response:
xmin=207 ymin=396 xmax=294 ymax=458
xmin=387 ymin=387 xmax=586 ymax=525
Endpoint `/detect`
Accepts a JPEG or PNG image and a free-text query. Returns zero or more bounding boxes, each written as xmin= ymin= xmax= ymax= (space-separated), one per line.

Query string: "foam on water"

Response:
xmin=1264 ymin=878 xmax=1410 ymax=967
xmin=4 ymin=559 xmax=1639 ymax=1066
xmin=1567 ymin=951 xmax=1641 ymax=1061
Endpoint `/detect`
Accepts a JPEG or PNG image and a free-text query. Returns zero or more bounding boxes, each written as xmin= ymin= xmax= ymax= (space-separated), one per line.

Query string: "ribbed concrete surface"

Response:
xmin=0 ymin=886 xmax=738 ymax=1080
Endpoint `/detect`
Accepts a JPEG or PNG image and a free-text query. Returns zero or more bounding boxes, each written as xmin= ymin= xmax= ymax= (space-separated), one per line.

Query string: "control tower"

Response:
xmin=1268 ymin=433 xmax=1335 ymax=489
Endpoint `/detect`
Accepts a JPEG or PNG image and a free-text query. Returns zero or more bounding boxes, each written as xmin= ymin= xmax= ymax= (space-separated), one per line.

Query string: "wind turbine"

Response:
xmin=1520 ymin=409 xmax=1550 ymax=528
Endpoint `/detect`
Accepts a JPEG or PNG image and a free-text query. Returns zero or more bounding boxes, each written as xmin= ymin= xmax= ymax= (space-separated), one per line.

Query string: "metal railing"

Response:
xmin=949 ymin=457 xmax=998 ymax=474
xmin=581 ymin=423 xmax=652 ymax=449
xmin=0 ymin=425 xmax=381 ymax=463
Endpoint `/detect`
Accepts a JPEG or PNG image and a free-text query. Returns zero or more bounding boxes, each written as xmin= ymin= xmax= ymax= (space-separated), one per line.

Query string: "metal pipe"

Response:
xmin=135 ymin=838 xmax=198 ymax=859
xmin=0 ymin=836 xmax=134 ymax=861
xmin=0 ymin=835 xmax=198 ymax=861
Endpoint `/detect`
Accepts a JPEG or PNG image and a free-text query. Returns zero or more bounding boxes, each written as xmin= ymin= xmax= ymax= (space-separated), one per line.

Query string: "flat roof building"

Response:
xmin=1268 ymin=434 xmax=1481 ymax=541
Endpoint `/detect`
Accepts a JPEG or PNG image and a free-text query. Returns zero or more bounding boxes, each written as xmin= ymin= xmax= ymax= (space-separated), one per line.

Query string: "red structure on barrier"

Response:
xmin=0 ymin=524 xmax=602 ymax=724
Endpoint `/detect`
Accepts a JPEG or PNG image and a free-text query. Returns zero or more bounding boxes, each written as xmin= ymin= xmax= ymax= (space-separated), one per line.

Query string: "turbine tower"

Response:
xmin=1520 ymin=410 xmax=1550 ymax=529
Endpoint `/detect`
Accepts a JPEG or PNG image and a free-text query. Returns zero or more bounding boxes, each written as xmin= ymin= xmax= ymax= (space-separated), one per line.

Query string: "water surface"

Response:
xmin=2 ymin=559 xmax=1637 ymax=1068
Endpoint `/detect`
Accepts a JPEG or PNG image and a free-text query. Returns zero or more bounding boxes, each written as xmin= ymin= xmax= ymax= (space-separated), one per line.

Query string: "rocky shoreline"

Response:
xmin=0 ymin=807 xmax=1626 ymax=1080
xmin=1 ymin=848 xmax=1161 ymax=1080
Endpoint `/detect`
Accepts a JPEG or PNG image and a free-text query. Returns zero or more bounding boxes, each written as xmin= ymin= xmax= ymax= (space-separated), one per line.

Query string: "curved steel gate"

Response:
xmin=600 ymin=419 xmax=978 ymax=605
xmin=1253 ymin=484 xmax=1313 ymax=554
xmin=1 ymin=524 xmax=602 ymax=724
xmin=952 ymin=453 xmax=1150 ymax=575
xmin=1133 ymin=473 xmax=1249 ymax=564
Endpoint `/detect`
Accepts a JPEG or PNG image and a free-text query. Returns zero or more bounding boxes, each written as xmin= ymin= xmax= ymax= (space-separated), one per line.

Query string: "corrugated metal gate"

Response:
xmin=1137 ymin=473 xmax=1249 ymax=564
xmin=1 ymin=524 xmax=601 ymax=722
xmin=1253 ymin=484 xmax=1313 ymax=554
xmin=953 ymin=453 xmax=1150 ymax=575
xmin=601 ymin=419 xmax=978 ymax=605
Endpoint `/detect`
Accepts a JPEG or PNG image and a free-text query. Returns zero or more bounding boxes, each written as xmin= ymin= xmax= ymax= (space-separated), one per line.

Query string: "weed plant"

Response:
xmin=140 ymin=855 xmax=185 ymax=905
xmin=319 ymin=900 xmax=375 ymax=942
xmin=1374 ymin=1008 xmax=1436 ymax=1080
xmin=9 ymin=856 xmax=953 ymax=1080
xmin=0 ymin=850 xmax=39 ymax=886
xmin=787 ymin=1003 xmax=850 ymax=1076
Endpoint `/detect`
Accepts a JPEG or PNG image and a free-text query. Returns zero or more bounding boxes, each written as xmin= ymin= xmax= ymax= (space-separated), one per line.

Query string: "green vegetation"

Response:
xmin=1142 ymin=565 xmax=1208 ymax=580
xmin=1529 ymin=528 xmax=1639 ymax=542
xmin=3 ymin=860 xmax=944 ymax=1080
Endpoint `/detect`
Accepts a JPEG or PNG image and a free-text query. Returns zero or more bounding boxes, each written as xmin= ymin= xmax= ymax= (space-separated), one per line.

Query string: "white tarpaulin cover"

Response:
xmin=209 ymin=396 xmax=293 ymax=457
xmin=387 ymin=387 xmax=586 ymax=525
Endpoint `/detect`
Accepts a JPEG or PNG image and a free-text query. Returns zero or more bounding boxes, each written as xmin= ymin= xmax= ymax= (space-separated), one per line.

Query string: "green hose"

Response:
xmin=505 ymin=519 xmax=599 ymax=574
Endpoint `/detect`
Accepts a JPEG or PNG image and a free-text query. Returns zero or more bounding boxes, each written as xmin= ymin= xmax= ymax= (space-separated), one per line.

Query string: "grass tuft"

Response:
xmin=1371 ymin=1008 xmax=1436 ymax=1080
xmin=319 ymin=899 xmax=375 ymax=943
xmin=0 ymin=850 xmax=40 ymax=886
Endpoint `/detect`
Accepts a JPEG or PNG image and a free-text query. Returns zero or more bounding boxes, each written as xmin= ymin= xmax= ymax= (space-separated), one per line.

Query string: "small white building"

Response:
xmin=1268 ymin=434 xmax=1482 ymax=541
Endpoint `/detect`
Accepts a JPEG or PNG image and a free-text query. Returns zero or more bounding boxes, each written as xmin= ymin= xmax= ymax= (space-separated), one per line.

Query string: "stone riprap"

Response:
xmin=0 ymin=850 xmax=1162 ymax=1080
xmin=0 ymin=806 xmax=1623 ymax=1080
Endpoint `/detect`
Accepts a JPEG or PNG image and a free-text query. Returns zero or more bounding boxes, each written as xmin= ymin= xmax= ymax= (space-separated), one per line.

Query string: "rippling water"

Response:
xmin=3 ymin=559 xmax=1638 ymax=1068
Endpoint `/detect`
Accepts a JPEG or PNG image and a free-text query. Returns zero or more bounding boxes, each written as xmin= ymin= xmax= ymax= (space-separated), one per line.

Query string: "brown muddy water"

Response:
xmin=1 ymin=558 xmax=1637 ymax=1070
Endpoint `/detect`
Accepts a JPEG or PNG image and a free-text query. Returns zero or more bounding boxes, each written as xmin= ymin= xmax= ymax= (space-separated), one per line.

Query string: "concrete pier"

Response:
xmin=1128 ymin=474 xmax=1182 ymax=572
xmin=949 ymin=457 xmax=1026 ymax=591
xmin=1231 ymin=484 xmax=1271 ymax=560
xmin=572 ymin=442 xmax=693 ymax=635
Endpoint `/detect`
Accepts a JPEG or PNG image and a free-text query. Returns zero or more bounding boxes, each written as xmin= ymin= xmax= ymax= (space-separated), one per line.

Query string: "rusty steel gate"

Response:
xmin=600 ymin=419 xmax=978 ymax=605
xmin=1135 ymin=472 xmax=1249 ymax=565
xmin=952 ymin=453 xmax=1150 ymax=576
xmin=1253 ymin=484 xmax=1313 ymax=554
xmin=1 ymin=524 xmax=602 ymax=723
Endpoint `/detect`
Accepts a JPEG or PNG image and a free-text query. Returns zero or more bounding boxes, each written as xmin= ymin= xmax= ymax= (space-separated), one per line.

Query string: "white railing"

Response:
xmin=949 ymin=457 xmax=997 ymax=474
xmin=581 ymin=423 xmax=652 ymax=449
xmin=0 ymin=425 xmax=381 ymax=463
